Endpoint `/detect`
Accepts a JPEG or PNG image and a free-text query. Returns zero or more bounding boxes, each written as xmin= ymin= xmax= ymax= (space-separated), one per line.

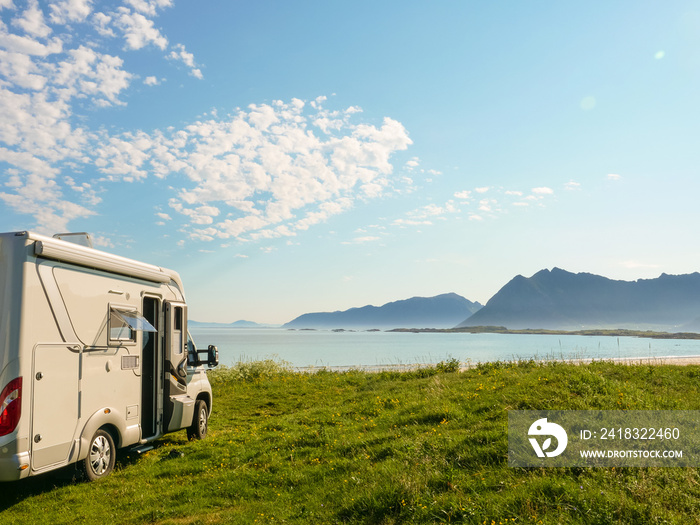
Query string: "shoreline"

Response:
xmin=388 ymin=326 xmax=700 ymax=339
xmin=293 ymin=354 xmax=700 ymax=373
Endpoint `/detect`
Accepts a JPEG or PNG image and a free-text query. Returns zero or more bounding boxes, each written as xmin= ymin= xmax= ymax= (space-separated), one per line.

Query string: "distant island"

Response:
xmin=389 ymin=326 xmax=700 ymax=340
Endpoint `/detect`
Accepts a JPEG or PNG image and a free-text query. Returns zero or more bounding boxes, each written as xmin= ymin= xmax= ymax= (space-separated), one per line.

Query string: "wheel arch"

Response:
xmin=196 ymin=391 xmax=212 ymax=415
xmin=77 ymin=408 xmax=128 ymax=461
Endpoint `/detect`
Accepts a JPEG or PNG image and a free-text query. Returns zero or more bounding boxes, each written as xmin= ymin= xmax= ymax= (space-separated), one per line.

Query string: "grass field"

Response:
xmin=3 ymin=358 xmax=700 ymax=524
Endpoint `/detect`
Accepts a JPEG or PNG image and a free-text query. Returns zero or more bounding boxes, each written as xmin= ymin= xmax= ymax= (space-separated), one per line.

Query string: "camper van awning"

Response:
xmin=34 ymin=238 xmax=173 ymax=284
xmin=112 ymin=308 xmax=157 ymax=333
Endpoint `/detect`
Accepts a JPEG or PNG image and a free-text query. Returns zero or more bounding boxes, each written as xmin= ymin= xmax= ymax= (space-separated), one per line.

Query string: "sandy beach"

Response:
xmin=580 ymin=355 xmax=700 ymax=366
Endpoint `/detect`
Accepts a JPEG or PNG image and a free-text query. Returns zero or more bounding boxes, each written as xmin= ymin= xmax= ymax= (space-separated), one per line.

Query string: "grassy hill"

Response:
xmin=3 ymin=359 xmax=700 ymax=524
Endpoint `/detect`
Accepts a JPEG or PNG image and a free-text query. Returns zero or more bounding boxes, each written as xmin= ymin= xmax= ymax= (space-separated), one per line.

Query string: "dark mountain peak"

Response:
xmin=457 ymin=268 xmax=700 ymax=331
xmin=541 ymin=267 xmax=569 ymax=276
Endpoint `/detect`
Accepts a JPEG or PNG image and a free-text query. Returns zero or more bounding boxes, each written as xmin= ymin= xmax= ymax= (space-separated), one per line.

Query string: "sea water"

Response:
xmin=188 ymin=327 xmax=700 ymax=369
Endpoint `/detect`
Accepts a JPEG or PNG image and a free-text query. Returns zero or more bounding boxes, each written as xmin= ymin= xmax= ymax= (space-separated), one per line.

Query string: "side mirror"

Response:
xmin=207 ymin=345 xmax=219 ymax=367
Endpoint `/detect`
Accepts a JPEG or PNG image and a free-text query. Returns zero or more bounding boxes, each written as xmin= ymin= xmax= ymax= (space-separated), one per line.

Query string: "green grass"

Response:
xmin=3 ymin=359 xmax=700 ymax=523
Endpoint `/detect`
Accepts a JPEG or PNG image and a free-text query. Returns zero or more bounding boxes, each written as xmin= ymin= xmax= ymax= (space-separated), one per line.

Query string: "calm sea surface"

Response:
xmin=189 ymin=327 xmax=700 ymax=369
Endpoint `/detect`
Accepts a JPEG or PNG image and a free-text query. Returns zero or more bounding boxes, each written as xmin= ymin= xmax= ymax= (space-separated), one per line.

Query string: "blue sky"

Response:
xmin=2 ymin=1 xmax=700 ymax=324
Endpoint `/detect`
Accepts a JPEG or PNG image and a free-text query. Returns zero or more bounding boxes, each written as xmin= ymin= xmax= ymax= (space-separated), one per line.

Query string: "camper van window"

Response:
xmin=110 ymin=308 xmax=135 ymax=342
xmin=173 ymin=306 xmax=184 ymax=354
xmin=174 ymin=306 xmax=183 ymax=331
xmin=109 ymin=306 xmax=157 ymax=343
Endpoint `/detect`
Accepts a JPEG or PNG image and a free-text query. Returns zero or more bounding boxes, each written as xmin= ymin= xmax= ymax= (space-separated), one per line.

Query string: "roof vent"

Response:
xmin=53 ymin=232 xmax=93 ymax=249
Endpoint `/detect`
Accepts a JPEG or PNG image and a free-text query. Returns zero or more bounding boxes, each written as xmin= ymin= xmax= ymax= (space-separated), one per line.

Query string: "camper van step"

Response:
xmin=131 ymin=444 xmax=154 ymax=455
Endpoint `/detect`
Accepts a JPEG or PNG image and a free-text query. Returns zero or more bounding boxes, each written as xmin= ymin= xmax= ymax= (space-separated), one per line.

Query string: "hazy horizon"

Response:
xmin=2 ymin=2 xmax=699 ymax=324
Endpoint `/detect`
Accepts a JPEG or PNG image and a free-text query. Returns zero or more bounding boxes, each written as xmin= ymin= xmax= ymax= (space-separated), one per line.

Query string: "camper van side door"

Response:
xmin=163 ymin=302 xmax=188 ymax=430
xmin=164 ymin=302 xmax=188 ymax=386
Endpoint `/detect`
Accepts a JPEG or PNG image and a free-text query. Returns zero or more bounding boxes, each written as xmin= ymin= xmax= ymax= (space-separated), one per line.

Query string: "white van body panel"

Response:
xmin=0 ymin=231 xmax=215 ymax=481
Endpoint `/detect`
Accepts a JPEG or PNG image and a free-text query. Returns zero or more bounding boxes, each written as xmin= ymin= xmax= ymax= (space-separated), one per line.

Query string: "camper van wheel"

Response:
xmin=83 ymin=429 xmax=116 ymax=481
xmin=187 ymin=399 xmax=208 ymax=440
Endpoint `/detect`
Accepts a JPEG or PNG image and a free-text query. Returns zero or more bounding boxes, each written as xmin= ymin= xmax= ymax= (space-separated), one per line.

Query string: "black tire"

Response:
xmin=187 ymin=399 xmax=208 ymax=440
xmin=83 ymin=429 xmax=116 ymax=481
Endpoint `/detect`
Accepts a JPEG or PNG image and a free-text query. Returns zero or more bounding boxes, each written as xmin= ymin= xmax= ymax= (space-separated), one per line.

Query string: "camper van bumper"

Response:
xmin=0 ymin=444 xmax=30 ymax=481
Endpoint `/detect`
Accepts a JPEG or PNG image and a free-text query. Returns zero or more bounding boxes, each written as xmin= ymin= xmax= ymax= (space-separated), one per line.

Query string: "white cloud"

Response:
xmin=85 ymin=99 xmax=411 ymax=241
xmin=125 ymin=0 xmax=172 ymax=16
xmin=342 ymin=235 xmax=380 ymax=245
xmin=393 ymin=183 xmax=555 ymax=229
xmin=532 ymin=187 xmax=554 ymax=195
xmin=12 ymin=0 xmax=52 ymax=38
xmin=91 ymin=234 xmax=114 ymax=248
xmin=91 ymin=12 xmax=115 ymax=37
xmin=478 ymin=198 xmax=495 ymax=212
xmin=0 ymin=1 xmax=196 ymax=232
xmin=0 ymin=7 xmax=404 ymax=240
xmin=621 ymin=260 xmax=660 ymax=270
xmin=114 ymin=7 xmax=168 ymax=50
xmin=49 ymin=0 xmax=94 ymax=24
xmin=405 ymin=157 xmax=419 ymax=169
xmin=55 ymin=46 xmax=133 ymax=106
xmin=565 ymin=180 xmax=581 ymax=191
xmin=392 ymin=218 xmax=432 ymax=227
xmin=393 ymin=200 xmax=459 ymax=227
xmin=607 ymin=173 xmax=622 ymax=181
xmin=168 ymin=43 xmax=202 ymax=79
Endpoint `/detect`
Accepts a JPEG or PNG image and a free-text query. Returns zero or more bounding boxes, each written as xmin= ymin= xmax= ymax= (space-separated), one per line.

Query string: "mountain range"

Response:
xmin=457 ymin=268 xmax=700 ymax=331
xmin=197 ymin=268 xmax=700 ymax=332
xmin=282 ymin=293 xmax=483 ymax=329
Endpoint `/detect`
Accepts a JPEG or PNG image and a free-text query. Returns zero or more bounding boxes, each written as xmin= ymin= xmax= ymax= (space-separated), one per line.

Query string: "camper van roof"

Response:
xmin=14 ymin=231 xmax=182 ymax=288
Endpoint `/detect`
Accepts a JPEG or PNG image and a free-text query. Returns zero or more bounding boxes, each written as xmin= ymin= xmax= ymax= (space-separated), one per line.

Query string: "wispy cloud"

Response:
xmin=167 ymin=42 xmax=202 ymax=78
xmin=342 ymin=236 xmax=381 ymax=245
xmin=114 ymin=6 xmax=168 ymax=50
xmin=0 ymin=3 xmax=412 ymax=242
xmin=392 ymin=200 xmax=459 ymax=227
xmin=393 ymin=185 xmax=555 ymax=228
xmin=130 ymin=100 xmax=411 ymax=241
xmin=0 ymin=0 xmax=202 ymax=233
xmin=620 ymin=260 xmax=660 ymax=270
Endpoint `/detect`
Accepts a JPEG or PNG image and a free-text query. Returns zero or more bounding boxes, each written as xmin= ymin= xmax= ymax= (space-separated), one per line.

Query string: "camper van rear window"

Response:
xmin=109 ymin=306 xmax=157 ymax=343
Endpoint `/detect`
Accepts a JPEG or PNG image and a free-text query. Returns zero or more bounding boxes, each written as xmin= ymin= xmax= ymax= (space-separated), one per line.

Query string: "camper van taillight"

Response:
xmin=0 ymin=377 xmax=22 ymax=437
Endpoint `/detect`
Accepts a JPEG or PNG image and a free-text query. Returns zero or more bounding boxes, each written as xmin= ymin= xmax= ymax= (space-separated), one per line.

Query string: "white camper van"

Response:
xmin=0 ymin=231 xmax=219 ymax=482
